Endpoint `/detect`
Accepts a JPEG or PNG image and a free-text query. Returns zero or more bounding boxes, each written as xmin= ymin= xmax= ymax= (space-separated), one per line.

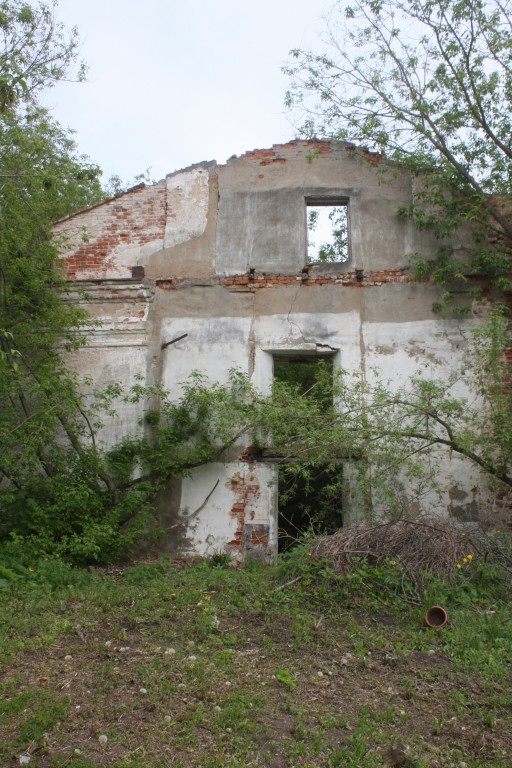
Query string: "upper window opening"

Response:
xmin=306 ymin=198 xmax=349 ymax=264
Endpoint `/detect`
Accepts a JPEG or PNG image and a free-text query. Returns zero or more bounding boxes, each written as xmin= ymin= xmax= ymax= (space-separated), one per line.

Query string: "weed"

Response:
xmin=217 ymin=690 xmax=260 ymax=731
xmin=208 ymin=551 xmax=232 ymax=568
xmin=327 ymin=730 xmax=381 ymax=767
xmin=275 ymin=668 xmax=298 ymax=689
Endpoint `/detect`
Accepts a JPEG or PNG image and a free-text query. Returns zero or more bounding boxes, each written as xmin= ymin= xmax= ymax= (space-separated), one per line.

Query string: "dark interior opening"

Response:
xmin=273 ymin=356 xmax=343 ymax=552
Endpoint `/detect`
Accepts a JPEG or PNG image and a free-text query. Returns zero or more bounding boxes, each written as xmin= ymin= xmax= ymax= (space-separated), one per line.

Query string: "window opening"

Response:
xmin=273 ymin=356 xmax=343 ymax=552
xmin=306 ymin=199 xmax=349 ymax=263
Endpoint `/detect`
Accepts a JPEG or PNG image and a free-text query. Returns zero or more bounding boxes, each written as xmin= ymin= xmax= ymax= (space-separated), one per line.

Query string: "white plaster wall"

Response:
xmin=363 ymin=320 xmax=471 ymax=385
xmin=178 ymin=462 xmax=277 ymax=560
xmin=253 ymin=311 xmax=362 ymax=378
xmin=164 ymin=168 xmax=210 ymax=249
xmin=66 ymin=341 xmax=148 ymax=449
xmin=160 ymin=316 xmax=253 ymax=392
xmin=362 ymin=318 xmax=485 ymax=516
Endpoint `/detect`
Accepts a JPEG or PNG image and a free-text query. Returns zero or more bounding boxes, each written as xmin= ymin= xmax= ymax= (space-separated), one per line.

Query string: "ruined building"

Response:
xmin=55 ymin=140 xmax=488 ymax=560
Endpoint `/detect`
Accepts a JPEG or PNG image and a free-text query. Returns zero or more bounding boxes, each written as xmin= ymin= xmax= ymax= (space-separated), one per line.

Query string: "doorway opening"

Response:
xmin=273 ymin=355 xmax=343 ymax=552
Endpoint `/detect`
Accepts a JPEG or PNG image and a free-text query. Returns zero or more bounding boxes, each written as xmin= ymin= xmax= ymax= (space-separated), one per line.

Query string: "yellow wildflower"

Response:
xmin=466 ymin=554 xmax=473 ymax=560
xmin=456 ymin=563 xmax=462 ymax=570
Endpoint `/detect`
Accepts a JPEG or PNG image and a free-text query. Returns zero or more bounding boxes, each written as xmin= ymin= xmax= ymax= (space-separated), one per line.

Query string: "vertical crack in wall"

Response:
xmin=359 ymin=291 xmax=367 ymax=380
xmin=286 ymin=284 xmax=307 ymax=343
xmin=285 ymin=284 xmax=338 ymax=351
xmin=248 ymin=291 xmax=256 ymax=377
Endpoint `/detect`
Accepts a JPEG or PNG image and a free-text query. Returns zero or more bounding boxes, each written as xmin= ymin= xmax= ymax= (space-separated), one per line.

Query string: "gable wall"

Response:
xmin=56 ymin=141 xmax=500 ymax=561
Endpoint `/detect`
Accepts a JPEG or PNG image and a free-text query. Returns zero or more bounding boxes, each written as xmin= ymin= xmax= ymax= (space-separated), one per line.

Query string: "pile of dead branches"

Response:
xmin=312 ymin=516 xmax=511 ymax=584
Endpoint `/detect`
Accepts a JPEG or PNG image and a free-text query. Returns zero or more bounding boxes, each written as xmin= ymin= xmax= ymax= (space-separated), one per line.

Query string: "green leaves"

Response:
xmin=122 ymin=370 xmax=259 ymax=488
xmin=0 ymin=0 xmax=84 ymax=112
xmin=0 ymin=4 xmax=114 ymax=562
xmin=285 ymin=0 xmax=512 ymax=298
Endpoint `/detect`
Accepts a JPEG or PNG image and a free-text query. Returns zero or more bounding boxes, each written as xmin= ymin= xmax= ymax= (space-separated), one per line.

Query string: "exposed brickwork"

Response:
xmin=230 ymin=140 xmax=332 ymax=166
xmin=227 ymin=470 xmax=268 ymax=557
xmin=55 ymin=181 xmax=167 ymax=279
xmin=155 ymin=268 xmax=412 ymax=292
xmin=226 ymin=139 xmax=383 ymax=168
xmin=222 ymin=268 xmax=410 ymax=289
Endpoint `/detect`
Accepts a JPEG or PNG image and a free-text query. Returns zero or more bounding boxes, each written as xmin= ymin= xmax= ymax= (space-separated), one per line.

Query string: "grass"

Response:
xmin=0 ymin=549 xmax=510 ymax=767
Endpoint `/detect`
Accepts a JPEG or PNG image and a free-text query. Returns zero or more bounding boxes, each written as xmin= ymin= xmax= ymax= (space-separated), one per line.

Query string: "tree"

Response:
xmin=0 ymin=1 xmax=102 ymax=487
xmin=0 ymin=3 xmax=116 ymax=563
xmin=285 ymin=0 xmax=512 ymax=297
xmin=0 ymin=101 xmax=119 ymax=557
xmin=0 ymin=2 xmax=216 ymax=566
xmin=0 ymin=107 xmax=102 ymax=463
xmin=0 ymin=0 xmax=84 ymax=112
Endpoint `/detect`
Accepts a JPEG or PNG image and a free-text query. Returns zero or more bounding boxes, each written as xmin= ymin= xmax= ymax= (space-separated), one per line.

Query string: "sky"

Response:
xmin=42 ymin=0 xmax=333 ymax=186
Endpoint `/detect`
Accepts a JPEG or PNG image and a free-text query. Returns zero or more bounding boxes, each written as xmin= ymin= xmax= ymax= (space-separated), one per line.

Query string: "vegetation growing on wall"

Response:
xmin=259 ymin=314 xmax=512 ymax=522
xmin=3 ymin=304 xmax=511 ymax=565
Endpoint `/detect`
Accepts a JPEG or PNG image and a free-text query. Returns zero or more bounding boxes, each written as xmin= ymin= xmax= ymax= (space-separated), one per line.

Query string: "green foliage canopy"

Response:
xmin=0 ymin=2 xmax=117 ymax=562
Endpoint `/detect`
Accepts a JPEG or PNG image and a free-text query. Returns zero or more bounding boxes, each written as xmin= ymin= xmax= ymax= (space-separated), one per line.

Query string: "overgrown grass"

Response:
xmin=0 ymin=547 xmax=510 ymax=767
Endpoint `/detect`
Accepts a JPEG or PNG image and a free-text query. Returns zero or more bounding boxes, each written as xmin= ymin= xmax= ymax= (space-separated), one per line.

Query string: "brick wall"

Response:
xmin=55 ymin=181 xmax=167 ymax=280
xmin=226 ymin=139 xmax=382 ymax=168
xmin=155 ymin=268 xmax=412 ymax=292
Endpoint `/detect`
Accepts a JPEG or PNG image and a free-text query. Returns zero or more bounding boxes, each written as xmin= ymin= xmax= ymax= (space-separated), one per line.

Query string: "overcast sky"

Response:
xmin=43 ymin=0 xmax=332 ymax=185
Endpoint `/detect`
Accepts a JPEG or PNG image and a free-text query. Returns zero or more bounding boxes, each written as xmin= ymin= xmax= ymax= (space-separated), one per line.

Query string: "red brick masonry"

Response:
xmin=155 ymin=268 xmax=412 ymax=292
